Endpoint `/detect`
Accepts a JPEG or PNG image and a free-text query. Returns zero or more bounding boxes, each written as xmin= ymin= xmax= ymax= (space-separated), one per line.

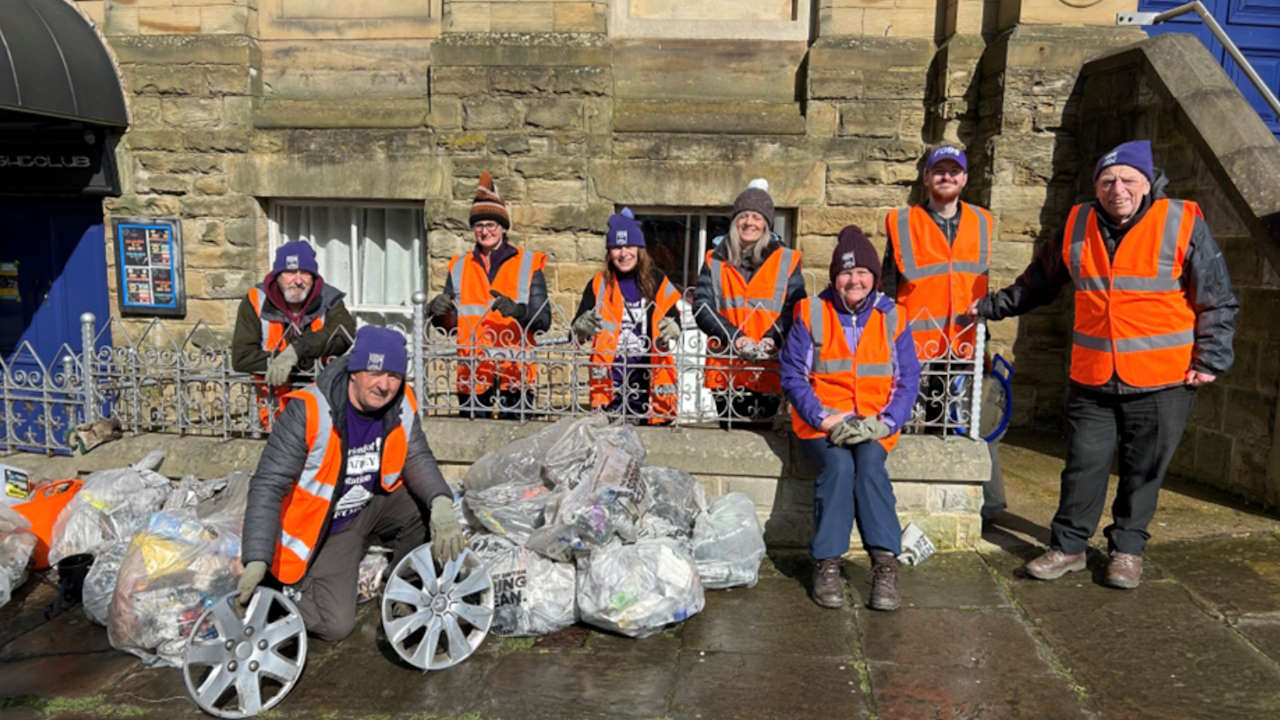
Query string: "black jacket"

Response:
xmin=241 ymin=356 xmax=451 ymax=568
xmin=976 ymin=173 xmax=1238 ymax=393
xmin=691 ymin=234 xmax=806 ymax=348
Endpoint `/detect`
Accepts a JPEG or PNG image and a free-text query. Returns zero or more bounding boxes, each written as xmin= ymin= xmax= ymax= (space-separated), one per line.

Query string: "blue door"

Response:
xmin=1140 ymin=0 xmax=1280 ymax=138
xmin=0 ymin=197 xmax=111 ymax=453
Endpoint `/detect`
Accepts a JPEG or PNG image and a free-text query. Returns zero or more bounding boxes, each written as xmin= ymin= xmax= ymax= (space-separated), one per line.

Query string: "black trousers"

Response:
xmin=1051 ymin=384 xmax=1195 ymax=556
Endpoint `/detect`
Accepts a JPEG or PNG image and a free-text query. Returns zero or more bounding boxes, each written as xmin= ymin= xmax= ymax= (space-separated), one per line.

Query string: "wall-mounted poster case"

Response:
xmin=112 ymin=217 xmax=186 ymax=317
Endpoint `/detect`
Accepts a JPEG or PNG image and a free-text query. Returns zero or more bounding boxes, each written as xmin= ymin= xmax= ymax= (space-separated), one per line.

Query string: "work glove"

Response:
xmin=489 ymin=290 xmax=522 ymax=319
xmin=265 ymin=345 xmax=299 ymax=387
xmin=757 ymin=337 xmax=777 ymax=358
xmin=842 ymin=416 xmax=893 ymax=446
xmin=429 ymin=495 xmax=466 ymax=566
xmin=828 ymin=418 xmax=858 ymax=446
xmin=237 ymin=560 xmax=268 ymax=607
xmin=428 ymin=292 xmax=454 ymax=318
xmin=572 ymin=310 xmax=604 ymax=341
xmin=657 ymin=317 xmax=681 ymax=345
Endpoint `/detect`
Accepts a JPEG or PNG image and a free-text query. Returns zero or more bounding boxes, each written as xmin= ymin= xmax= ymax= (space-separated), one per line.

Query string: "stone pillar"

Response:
xmin=101 ymin=1 xmax=261 ymax=343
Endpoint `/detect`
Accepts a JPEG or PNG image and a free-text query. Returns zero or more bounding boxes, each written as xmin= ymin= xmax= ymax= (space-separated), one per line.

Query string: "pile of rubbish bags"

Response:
xmin=1 ymin=451 xmax=252 ymax=668
xmin=462 ymin=416 xmax=766 ymax=639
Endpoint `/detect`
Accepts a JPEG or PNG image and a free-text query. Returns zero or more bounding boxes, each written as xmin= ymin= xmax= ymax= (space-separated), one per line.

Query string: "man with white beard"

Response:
xmin=233 ymin=240 xmax=356 ymax=428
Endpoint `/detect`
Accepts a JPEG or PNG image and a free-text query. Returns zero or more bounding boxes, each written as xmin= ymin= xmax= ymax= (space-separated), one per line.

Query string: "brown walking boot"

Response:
xmin=1105 ymin=551 xmax=1143 ymax=589
xmin=868 ymin=551 xmax=901 ymax=611
xmin=1025 ymin=548 xmax=1087 ymax=580
xmin=811 ymin=557 xmax=844 ymax=609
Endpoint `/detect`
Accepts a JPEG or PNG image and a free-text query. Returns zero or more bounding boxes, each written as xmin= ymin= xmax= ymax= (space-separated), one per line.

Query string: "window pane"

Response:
xmin=357 ymin=207 xmax=423 ymax=307
xmin=637 ymin=214 xmax=692 ymax=289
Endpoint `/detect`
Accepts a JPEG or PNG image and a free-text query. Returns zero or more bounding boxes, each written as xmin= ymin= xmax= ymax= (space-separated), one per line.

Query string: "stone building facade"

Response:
xmin=62 ymin=1 xmax=1280 ymax=508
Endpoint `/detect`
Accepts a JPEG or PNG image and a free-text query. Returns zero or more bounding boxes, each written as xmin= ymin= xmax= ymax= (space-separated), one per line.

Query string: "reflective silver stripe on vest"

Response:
xmin=976 ymin=207 xmax=990 ymax=269
xmin=1068 ymin=205 xmax=1090 ymax=290
xmin=295 ymin=385 xmax=335 ymax=503
xmin=1072 ymin=331 xmax=1111 ymax=352
xmin=593 ymin=275 xmax=620 ymax=334
xmin=709 ymin=257 xmax=727 ymax=309
xmin=450 ymin=258 xmax=489 ymax=316
xmin=381 ymin=396 xmax=417 ymax=488
xmin=894 ymin=208 xmax=915 ymax=275
xmin=857 ymin=304 xmax=897 ymax=378
xmin=896 ymin=206 xmax=989 ymax=281
xmin=909 ymin=316 xmax=946 ymax=332
xmin=1116 ymin=329 xmax=1194 ymax=352
xmin=809 ymin=299 xmax=845 ymax=373
xmin=515 ymin=250 xmax=535 ymax=304
xmin=711 ymin=251 xmax=791 ymax=313
xmin=279 ymin=528 xmax=311 ymax=562
xmin=1075 ymin=276 xmax=1109 ymax=292
xmin=768 ymin=248 xmax=795 ymax=312
xmin=250 ymin=289 xmax=274 ymax=351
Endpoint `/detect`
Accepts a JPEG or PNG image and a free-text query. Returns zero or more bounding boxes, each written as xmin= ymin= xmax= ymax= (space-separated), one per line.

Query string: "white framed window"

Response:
xmin=268 ymin=200 xmax=426 ymax=320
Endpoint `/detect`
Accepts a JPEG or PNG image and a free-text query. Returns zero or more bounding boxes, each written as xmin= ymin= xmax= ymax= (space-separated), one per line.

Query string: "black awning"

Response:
xmin=0 ymin=0 xmax=128 ymax=128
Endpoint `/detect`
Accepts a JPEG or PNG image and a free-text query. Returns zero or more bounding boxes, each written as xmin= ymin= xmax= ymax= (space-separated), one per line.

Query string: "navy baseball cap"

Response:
xmin=924 ymin=145 xmax=968 ymax=173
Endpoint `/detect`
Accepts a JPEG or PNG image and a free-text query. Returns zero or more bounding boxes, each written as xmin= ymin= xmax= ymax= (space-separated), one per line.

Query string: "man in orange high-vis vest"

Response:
xmin=232 ymin=241 xmax=355 ymax=430
xmin=883 ymin=145 xmax=1006 ymax=520
xmin=237 ymin=326 xmax=463 ymax=641
xmin=780 ymin=226 xmax=921 ymax=612
xmin=693 ymin=179 xmax=806 ymax=426
xmin=427 ymin=172 xmax=551 ymax=420
xmin=972 ymin=141 xmax=1237 ymax=590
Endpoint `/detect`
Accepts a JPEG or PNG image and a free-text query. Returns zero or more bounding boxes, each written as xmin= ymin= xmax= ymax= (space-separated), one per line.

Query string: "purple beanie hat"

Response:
xmin=348 ymin=325 xmax=407 ymax=376
xmin=1094 ymin=140 xmax=1154 ymax=183
xmin=606 ymin=207 xmax=645 ymax=249
xmin=272 ymin=240 xmax=319 ymax=276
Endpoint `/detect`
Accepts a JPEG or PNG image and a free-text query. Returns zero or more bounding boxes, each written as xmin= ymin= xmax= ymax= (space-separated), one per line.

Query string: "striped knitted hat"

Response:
xmin=469 ymin=171 xmax=510 ymax=230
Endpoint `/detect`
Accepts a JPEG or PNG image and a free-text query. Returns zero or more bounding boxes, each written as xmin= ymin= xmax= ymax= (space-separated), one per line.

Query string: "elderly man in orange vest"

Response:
xmin=971 ymin=140 xmax=1238 ymax=589
xmin=883 ymin=146 xmax=1005 ymax=519
xmin=232 ymin=240 xmax=356 ymax=428
xmin=237 ymin=326 xmax=464 ymax=640
xmin=427 ymin=172 xmax=551 ymax=419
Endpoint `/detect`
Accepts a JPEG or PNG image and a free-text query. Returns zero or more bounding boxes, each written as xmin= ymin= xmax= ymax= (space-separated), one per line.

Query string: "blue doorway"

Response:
xmin=0 ymin=197 xmax=111 ymax=453
xmin=1139 ymin=0 xmax=1280 ymax=138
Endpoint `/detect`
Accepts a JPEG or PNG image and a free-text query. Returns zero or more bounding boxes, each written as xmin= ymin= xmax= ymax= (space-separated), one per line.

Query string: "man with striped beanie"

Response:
xmin=427 ymin=172 xmax=551 ymax=419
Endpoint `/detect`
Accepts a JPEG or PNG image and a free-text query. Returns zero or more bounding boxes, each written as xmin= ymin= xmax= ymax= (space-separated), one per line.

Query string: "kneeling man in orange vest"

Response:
xmin=237 ymin=325 xmax=464 ymax=640
xmin=971 ymin=140 xmax=1238 ymax=589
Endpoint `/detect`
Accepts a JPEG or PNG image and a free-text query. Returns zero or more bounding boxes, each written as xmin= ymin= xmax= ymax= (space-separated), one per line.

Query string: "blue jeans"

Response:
xmin=801 ymin=437 xmax=902 ymax=559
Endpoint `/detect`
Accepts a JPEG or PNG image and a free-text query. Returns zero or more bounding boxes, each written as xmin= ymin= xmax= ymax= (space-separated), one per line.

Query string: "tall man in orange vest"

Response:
xmin=883 ymin=146 xmax=1005 ymax=518
xmin=237 ymin=326 xmax=464 ymax=641
xmin=971 ymin=140 xmax=1238 ymax=589
xmin=427 ymin=172 xmax=551 ymax=419
xmin=232 ymin=240 xmax=356 ymax=429
xmin=780 ymin=226 xmax=921 ymax=611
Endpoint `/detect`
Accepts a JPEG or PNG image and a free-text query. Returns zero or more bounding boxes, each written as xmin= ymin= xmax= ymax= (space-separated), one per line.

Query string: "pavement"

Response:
xmin=3 ymin=431 xmax=1280 ymax=719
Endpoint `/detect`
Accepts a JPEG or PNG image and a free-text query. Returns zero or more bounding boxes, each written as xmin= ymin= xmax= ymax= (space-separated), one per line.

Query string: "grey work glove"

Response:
xmin=828 ymin=418 xmax=858 ymax=446
xmin=842 ymin=416 xmax=893 ymax=446
xmin=572 ymin=310 xmax=604 ymax=341
xmin=489 ymin=290 xmax=522 ymax=319
xmin=657 ymin=317 xmax=681 ymax=345
xmin=757 ymin=337 xmax=777 ymax=358
xmin=429 ymin=495 xmax=466 ymax=566
xmin=265 ymin=345 xmax=299 ymax=387
xmin=237 ymin=560 xmax=268 ymax=607
xmin=428 ymin=292 xmax=454 ymax=318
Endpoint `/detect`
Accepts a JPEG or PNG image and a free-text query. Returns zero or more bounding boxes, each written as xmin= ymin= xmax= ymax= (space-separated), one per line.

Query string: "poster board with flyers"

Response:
xmin=112 ymin=217 xmax=186 ymax=317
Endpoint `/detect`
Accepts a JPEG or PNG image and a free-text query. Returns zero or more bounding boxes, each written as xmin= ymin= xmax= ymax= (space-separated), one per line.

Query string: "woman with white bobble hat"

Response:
xmin=692 ymin=178 xmax=806 ymax=427
xmin=572 ymin=208 xmax=683 ymax=424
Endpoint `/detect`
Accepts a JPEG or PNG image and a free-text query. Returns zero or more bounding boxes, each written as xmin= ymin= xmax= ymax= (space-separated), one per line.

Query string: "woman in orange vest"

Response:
xmin=692 ymin=179 xmax=806 ymax=426
xmin=426 ymin=173 xmax=551 ymax=420
xmin=571 ymin=208 xmax=683 ymax=424
xmin=971 ymin=140 xmax=1238 ymax=590
xmin=780 ymin=227 xmax=920 ymax=612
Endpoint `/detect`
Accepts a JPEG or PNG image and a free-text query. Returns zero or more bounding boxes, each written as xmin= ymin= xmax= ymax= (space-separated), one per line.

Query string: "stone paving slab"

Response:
xmin=679 ymin=575 xmax=859 ymax=657
xmin=669 ymin=649 xmax=868 ymax=720
xmin=1147 ymin=535 xmax=1280 ymax=618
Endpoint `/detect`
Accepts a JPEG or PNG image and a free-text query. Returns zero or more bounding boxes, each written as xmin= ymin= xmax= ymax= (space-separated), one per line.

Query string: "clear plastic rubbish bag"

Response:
xmin=470 ymin=534 xmax=576 ymax=636
xmin=576 ymin=538 xmax=704 ymax=638
xmin=463 ymin=417 xmax=583 ymax=495
xmin=106 ymin=509 xmax=241 ymax=667
xmin=639 ymin=467 xmax=706 ymax=540
xmin=0 ymin=505 xmax=37 ymax=607
xmin=82 ymin=540 xmax=130 ymax=626
xmin=542 ymin=417 xmax=647 ymax=500
xmin=691 ymin=492 xmax=766 ymax=589
xmin=48 ymin=458 xmax=172 ymax=565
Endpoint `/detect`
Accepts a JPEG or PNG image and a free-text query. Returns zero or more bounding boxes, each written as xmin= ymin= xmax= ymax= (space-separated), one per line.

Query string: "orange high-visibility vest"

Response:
xmin=247 ymin=286 xmax=325 ymax=353
xmin=790 ymin=296 xmax=903 ymax=453
xmin=270 ymin=384 xmax=419 ymax=585
xmin=704 ymin=245 xmax=801 ymax=393
xmin=447 ymin=247 xmax=547 ymax=395
xmin=247 ymin=286 xmax=327 ymax=428
xmin=1062 ymin=198 xmax=1198 ymax=389
xmin=886 ymin=204 xmax=991 ymax=360
xmin=587 ymin=272 xmax=682 ymax=423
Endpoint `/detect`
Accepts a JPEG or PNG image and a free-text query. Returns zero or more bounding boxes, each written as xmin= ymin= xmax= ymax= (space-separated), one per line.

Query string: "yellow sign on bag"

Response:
xmin=3 ymin=465 xmax=30 ymax=500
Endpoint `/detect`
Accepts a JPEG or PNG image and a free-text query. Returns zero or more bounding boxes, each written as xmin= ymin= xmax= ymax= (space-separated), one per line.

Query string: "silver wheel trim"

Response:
xmin=381 ymin=543 xmax=494 ymax=670
xmin=182 ymin=589 xmax=308 ymax=719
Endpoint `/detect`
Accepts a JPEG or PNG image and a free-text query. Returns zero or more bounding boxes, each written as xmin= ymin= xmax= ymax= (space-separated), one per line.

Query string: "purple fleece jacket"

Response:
xmin=779 ymin=288 xmax=921 ymax=432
